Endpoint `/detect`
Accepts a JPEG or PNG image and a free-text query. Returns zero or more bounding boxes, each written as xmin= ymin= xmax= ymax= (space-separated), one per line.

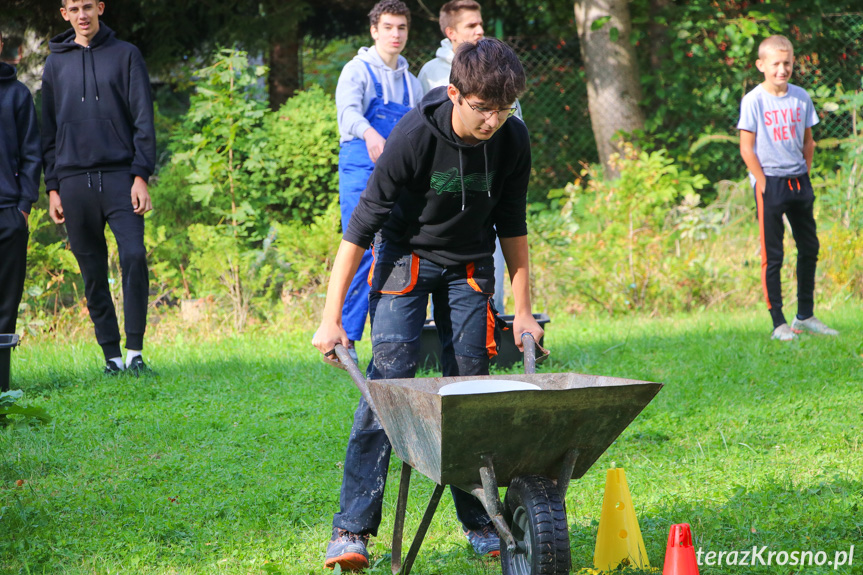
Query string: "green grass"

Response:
xmin=1 ymin=305 xmax=862 ymax=574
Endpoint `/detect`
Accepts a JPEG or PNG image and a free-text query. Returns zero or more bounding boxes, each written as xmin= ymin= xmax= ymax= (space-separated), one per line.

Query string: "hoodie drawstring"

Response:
xmin=458 ymin=149 xmax=466 ymax=211
xmin=81 ymin=50 xmax=87 ymax=102
xmin=454 ymin=142 xmax=491 ymax=210
xmin=86 ymin=172 xmax=103 ymax=192
xmin=81 ymin=46 xmax=100 ymax=102
xmin=483 ymin=145 xmax=491 ymax=197
xmin=787 ymin=177 xmax=801 ymax=192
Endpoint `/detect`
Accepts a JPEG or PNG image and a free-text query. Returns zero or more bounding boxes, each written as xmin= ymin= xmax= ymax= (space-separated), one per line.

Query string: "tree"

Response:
xmin=573 ymin=0 xmax=645 ymax=178
xmin=5 ymin=0 xmax=308 ymax=109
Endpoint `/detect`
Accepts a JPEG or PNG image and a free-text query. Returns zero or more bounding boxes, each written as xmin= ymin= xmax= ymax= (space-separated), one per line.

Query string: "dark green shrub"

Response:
xmin=267 ymin=84 xmax=339 ymax=222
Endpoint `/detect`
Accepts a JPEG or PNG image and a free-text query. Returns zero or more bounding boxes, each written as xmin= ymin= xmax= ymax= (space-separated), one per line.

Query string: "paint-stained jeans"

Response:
xmin=333 ymin=238 xmax=502 ymax=536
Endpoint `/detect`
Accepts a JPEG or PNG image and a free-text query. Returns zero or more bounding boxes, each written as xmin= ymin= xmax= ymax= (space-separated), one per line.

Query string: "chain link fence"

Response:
xmin=782 ymin=13 xmax=863 ymax=141
xmin=401 ymin=36 xmax=592 ymax=198
xmin=310 ymin=13 xmax=862 ymax=198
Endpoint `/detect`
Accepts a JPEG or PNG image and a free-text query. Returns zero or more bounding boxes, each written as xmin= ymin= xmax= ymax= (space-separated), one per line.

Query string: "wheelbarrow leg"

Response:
xmin=391 ymin=463 xmax=412 ymax=575
xmin=391 ymin=461 xmax=446 ymax=575
xmin=556 ymin=448 xmax=580 ymax=503
xmin=470 ymin=455 xmax=517 ymax=552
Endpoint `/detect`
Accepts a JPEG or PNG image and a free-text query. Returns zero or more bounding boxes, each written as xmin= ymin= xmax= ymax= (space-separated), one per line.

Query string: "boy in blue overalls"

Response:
xmin=335 ymin=0 xmax=422 ymax=360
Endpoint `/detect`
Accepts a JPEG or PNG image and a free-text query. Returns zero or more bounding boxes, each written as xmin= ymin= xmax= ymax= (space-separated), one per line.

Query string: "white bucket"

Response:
xmin=438 ymin=379 xmax=541 ymax=396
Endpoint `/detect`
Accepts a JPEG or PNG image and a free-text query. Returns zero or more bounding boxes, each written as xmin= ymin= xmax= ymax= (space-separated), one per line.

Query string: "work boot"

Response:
xmin=464 ymin=522 xmax=500 ymax=558
xmin=325 ymin=527 xmax=369 ymax=571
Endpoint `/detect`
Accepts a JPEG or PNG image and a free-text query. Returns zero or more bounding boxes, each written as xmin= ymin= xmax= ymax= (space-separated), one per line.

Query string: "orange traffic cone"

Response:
xmin=663 ymin=523 xmax=700 ymax=575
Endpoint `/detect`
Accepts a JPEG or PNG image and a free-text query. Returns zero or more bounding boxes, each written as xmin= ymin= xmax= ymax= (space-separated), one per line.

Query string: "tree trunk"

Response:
xmin=268 ymin=22 xmax=302 ymax=110
xmin=574 ymin=0 xmax=645 ymax=178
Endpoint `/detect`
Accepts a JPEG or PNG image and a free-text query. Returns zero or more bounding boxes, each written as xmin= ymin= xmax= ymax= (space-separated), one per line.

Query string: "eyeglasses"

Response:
xmin=461 ymin=97 xmax=517 ymax=120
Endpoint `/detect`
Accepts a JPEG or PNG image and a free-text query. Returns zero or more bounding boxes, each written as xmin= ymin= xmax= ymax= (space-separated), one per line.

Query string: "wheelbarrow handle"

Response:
xmin=323 ymin=344 xmax=377 ymax=416
xmin=521 ymin=332 xmax=549 ymax=375
xmin=522 ymin=333 xmax=537 ymax=374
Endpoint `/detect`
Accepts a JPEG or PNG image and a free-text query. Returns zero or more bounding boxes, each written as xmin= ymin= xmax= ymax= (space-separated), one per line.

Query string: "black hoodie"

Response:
xmin=344 ymin=86 xmax=531 ymax=267
xmin=41 ymin=23 xmax=156 ymax=192
xmin=0 ymin=63 xmax=41 ymax=213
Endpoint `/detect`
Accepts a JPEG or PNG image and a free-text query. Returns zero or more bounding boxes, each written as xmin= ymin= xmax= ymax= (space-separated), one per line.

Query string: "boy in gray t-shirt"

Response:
xmin=738 ymin=34 xmax=838 ymax=341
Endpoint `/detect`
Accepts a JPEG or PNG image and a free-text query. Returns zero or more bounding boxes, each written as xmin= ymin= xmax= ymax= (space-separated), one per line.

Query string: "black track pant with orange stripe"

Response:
xmin=755 ymin=173 xmax=819 ymax=329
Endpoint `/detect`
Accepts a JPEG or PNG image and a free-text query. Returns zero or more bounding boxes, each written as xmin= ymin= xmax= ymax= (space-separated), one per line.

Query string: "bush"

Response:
xmin=267 ymin=85 xmax=339 ymax=221
xmin=182 ymin=200 xmax=341 ymax=331
xmin=147 ymin=48 xmax=341 ymax=314
xmin=531 ymin=140 xmax=863 ymax=317
xmin=18 ymin=208 xmax=81 ymax=335
xmin=534 ymin=142 xmax=714 ymax=314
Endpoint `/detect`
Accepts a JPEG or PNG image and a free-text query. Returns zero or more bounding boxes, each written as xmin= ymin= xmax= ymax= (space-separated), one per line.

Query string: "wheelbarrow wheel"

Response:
xmin=500 ymin=475 xmax=571 ymax=575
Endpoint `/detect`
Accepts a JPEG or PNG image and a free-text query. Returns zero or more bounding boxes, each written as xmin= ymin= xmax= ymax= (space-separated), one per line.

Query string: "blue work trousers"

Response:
xmin=333 ymin=239 xmax=501 ymax=536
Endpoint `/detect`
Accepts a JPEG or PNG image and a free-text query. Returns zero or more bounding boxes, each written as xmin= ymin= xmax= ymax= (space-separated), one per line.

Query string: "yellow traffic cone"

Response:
xmin=594 ymin=468 xmax=650 ymax=571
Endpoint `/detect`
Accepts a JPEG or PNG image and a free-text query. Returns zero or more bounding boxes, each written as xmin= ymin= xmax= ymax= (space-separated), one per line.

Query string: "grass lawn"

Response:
xmin=1 ymin=305 xmax=861 ymax=574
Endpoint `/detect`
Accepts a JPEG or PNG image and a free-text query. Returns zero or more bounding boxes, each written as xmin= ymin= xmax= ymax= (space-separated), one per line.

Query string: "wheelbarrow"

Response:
xmin=325 ymin=334 xmax=662 ymax=575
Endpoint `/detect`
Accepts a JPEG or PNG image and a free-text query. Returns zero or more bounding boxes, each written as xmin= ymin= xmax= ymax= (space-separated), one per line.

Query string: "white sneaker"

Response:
xmin=771 ymin=324 xmax=798 ymax=341
xmin=791 ymin=316 xmax=839 ymax=336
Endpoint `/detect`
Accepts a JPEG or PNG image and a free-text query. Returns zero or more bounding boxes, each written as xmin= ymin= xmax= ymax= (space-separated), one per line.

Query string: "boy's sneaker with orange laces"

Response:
xmin=464 ymin=522 xmax=501 ymax=557
xmin=325 ymin=528 xmax=369 ymax=571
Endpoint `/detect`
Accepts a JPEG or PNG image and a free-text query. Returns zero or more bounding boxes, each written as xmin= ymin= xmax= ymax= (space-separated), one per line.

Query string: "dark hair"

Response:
xmin=439 ymin=0 xmax=481 ymax=36
xmin=368 ymin=0 xmax=411 ymax=28
xmin=450 ymin=38 xmax=525 ymax=107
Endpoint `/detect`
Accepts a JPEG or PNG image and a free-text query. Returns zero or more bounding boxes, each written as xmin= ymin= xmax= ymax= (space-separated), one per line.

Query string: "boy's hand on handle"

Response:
xmin=313 ymin=320 xmax=351 ymax=356
xmin=131 ymin=176 xmax=153 ymax=215
xmin=363 ymin=127 xmax=386 ymax=163
xmin=48 ymin=190 xmax=65 ymax=224
xmin=513 ymin=313 xmax=544 ymax=352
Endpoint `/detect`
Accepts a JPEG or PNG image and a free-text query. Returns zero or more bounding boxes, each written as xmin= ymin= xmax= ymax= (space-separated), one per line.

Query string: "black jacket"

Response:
xmin=41 ymin=23 xmax=156 ymax=191
xmin=0 ymin=63 xmax=41 ymax=213
xmin=344 ymin=86 xmax=531 ymax=266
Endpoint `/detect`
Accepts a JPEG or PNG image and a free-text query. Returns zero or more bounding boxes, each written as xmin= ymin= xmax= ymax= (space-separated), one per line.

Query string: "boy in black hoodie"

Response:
xmin=0 ymin=30 xmax=41 ymax=385
xmin=313 ymin=38 xmax=542 ymax=571
xmin=42 ymin=0 xmax=156 ymax=375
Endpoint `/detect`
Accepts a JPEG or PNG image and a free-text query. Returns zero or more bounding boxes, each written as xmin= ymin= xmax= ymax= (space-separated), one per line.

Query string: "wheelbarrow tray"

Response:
xmin=367 ymin=372 xmax=662 ymax=492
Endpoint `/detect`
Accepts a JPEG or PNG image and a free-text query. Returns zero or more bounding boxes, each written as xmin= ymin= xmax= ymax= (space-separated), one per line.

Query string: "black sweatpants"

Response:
xmin=0 ymin=207 xmax=29 ymax=336
xmin=60 ymin=171 xmax=148 ymax=360
xmin=754 ymin=173 xmax=819 ymax=329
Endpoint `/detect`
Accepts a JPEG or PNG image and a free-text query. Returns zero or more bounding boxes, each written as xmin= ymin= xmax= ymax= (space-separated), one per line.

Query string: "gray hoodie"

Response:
xmin=417 ymin=39 xmax=454 ymax=94
xmin=335 ymin=46 xmax=423 ymax=145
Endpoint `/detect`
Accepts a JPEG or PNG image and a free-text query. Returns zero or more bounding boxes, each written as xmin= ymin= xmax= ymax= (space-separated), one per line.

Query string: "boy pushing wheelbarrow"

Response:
xmin=313 ymin=37 xmax=541 ymax=571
